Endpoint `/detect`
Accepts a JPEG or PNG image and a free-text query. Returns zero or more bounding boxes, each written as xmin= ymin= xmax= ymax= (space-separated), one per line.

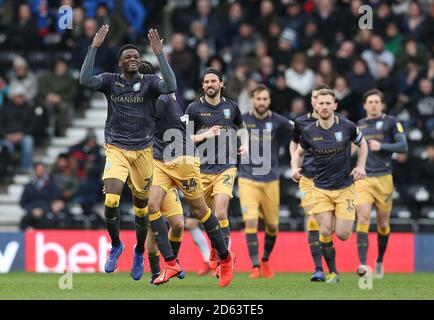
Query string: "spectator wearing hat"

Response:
xmin=282 ymin=0 xmax=307 ymax=37
xmin=7 ymin=56 xmax=38 ymax=103
xmin=37 ymin=59 xmax=77 ymax=137
xmin=273 ymin=27 xmax=296 ymax=70
xmin=0 ymin=84 xmax=35 ymax=173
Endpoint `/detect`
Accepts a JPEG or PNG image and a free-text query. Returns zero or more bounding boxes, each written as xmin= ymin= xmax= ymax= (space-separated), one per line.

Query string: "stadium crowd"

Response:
xmin=0 ymin=0 xmax=433 ymax=230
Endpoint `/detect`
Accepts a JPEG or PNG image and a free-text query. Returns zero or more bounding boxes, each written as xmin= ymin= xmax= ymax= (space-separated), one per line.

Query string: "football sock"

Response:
xmin=169 ymin=233 xmax=183 ymax=258
xmin=148 ymin=211 xmax=175 ymax=262
xmin=134 ymin=215 xmax=148 ymax=254
xmin=200 ymin=209 xmax=228 ymax=260
xmin=245 ymin=228 xmax=259 ymax=267
xmin=356 ymin=224 xmax=369 ymax=265
xmin=148 ymin=251 xmax=160 ymax=275
xmin=308 ymin=230 xmax=323 ymax=271
xmin=220 ymin=219 xmax=230 ymax=248
xmin=262 ymin=230 xmax=277 ymax=261
xmin=377 ymin=226 xmax=390 ymax=263
xmin=320 ymin=234 xmax=338 ymax=274
xmin=104 ymin=206 xmax=121 ymax=247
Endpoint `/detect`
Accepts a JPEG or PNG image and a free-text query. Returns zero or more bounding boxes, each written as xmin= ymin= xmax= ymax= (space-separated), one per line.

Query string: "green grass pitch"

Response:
xmin=1 ymin=272 xmax=434 ymax=300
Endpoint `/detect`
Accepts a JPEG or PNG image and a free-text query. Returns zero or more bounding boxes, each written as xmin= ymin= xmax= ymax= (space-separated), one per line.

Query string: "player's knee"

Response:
xmin=170 ymin=218 xmax=184 ymax=235
xmin=147 ymin=201 xmax=160 ymax=215
xmin=320 ymin=226 xmax=333 ymax=237
xmin=215 ymin=208 xmax=227 ymax=220
xmin=336 ymin=229 xmax=351 ymax=241
xmin=356 ymin=213 xmax=370 ymax=225
xmin=265 ymin=224 xmax=278 ymax=235
xmin=105 ymin=193 xmax=120 ymax=208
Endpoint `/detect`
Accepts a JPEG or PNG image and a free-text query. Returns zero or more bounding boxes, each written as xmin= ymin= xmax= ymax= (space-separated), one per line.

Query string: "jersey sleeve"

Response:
xmin=99 ymin=73 xmax=114 ymax=92
xmin=390 ymin=117 xmax=405 ymax=136
xmin=233 ymin=104 xmax=244 ymax=127
xmin=147 ymin=74 xmax=164 ymax=95
xmin=278 ymin=117 xmax=294 ymax=144
xmin=292 ymin=119 xmax=302 ymax=143
xmin=299 ymin=129 xmax=310 ymax=150
xmin=349 ymin=121 xmax=363 ymax=145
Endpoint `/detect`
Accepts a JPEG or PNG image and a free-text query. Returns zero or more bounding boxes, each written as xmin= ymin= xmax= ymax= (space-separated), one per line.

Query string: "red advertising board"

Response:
xmin=25 ymin=230 xmax=414 ymax=273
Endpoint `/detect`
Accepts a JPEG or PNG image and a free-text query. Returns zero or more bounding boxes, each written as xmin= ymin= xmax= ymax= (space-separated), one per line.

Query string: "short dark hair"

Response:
xmin=313 ymin=83 xmax=330 ymax=92
xmin=252 ymin=84 xmax=271 ymax=97
xmin=202 ymin=68 xmax=223 ymax=82
xmin=117 ymin=44 xmax=140 ymax=62
xmin=139 ymin=60 xmax=156 ymax=75
xmin=363 ymin=89 xmax=384 ymax=104
xmin=317 ymin=89 xmax=336 ymax=100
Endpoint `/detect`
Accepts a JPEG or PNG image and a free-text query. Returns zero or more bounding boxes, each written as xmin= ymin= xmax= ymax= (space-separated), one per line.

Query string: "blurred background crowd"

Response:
xmin=0 ymin=0 xmax=433 ymax=232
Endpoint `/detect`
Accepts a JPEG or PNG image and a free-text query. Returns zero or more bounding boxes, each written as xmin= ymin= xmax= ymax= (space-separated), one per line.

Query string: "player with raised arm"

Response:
xmin=138 ymin=61 xmax=235 ymax=287
xmin=79 ymin=25 xmax=181 ymax=280
xmin=292 ymin=89 xmax=368 ymax=283
xmin=355 ymin=89 xmax=408 ymax=278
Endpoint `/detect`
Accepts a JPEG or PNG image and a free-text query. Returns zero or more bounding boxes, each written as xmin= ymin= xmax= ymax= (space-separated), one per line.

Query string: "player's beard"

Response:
xmin=205 ymin=87 xmax=220 ymax=98
xmin=254 ymin=105 xmax=268 ymax=115
xmin=319 ymin=109 xmax=332 ymax=120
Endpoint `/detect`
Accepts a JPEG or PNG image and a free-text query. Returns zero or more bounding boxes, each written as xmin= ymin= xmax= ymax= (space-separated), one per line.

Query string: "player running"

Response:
xmin=355 ymin=89 xmax=408 ymax=278
xmin=238 ymin=85 xmax=293 ymax=278
xmin=292 ymin=89 xmax=368 ymax=283
xmin=79 ymin=25 xmax=179 ymax=278
xmin=137 ymin=62 xmax=235 ymax=287
xmin=186 ymin=68 xmax=249 ymax=272
xmin=290 ymin=84 xmax=330 ymax=282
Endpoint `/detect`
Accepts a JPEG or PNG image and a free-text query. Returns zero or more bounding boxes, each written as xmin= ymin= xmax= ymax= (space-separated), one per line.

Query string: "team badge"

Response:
xmin=265 ymin=122 xmax=273 ymax=130
xmin=334 ymin=131 xmax=343 ymax=142
xmin=223 ymin=109 xmax=231 ymax=119
xmin=133 ymin=83 xmax=141 ymax=91
xmin=376 ymin=121 xmax=383 ymax=130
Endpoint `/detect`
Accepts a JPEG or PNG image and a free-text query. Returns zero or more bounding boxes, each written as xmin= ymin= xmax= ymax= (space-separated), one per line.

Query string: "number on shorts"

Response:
xmin=182 ymin=178 xmax=197 ymax=192
xmin=144 ymin=177 xmax=152 ymax=192
xmin=172 ymin=189 xmax=180 ymax=202
xmin=346 ymin=199 xmax=355 ymax=211
xmin=384 ymin=193 xmax=392 ymax=204
xmin=223 ymin=174 xmax=233 ymax=187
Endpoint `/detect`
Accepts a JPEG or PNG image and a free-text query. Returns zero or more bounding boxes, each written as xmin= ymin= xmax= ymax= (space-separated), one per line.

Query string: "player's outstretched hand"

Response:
xmin=351 ymin=166 xmax=366 ymax=181
xmin=148 ymin=28 xmax=164 ymax=55
xmin=91 ymin=24 xmax=109 ymax=48
xmin=292 ymin=168 xmax=302 ymax=183
xmin=203 ymin=125 xmax=221 ymax=139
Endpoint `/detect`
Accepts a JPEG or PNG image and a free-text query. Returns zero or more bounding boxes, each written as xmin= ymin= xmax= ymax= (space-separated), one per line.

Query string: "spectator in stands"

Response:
xmin=216 ymin=0 xmax=243 ymax=51
xmin=284 ymin=53 xmax=314 ymax=97
xmin=401 ymin=0 xmax=426 ymax=41
xmin=412 ymin=79 xmax=434 ymax=127
xmin=376 ymin=62 xmax=398 ymax=109
xmin=20 ymin=198 xmax=71 ymax=230
xmin=5 ymin=3 xmax=40 ymax=51
xmin=238 ymin=74 xmax=260 ymax=114
xmin=19 ymin=162 xmax=59 ymax=216
xmin=169 ymin=32 xmax=196 ymax=91
xmin=192 ymin=0 xmax=218 ymax=40
xmin=396 ymin=57 xmax=423 ymax=109
xmin=256 ymin=55 xmax=277 ymax=88
xmin=37 ymin=59 xmax=77 ymax=137
xmin=51 ymin=153 xmax=79 ymax=205
xmin=423 ymin=0 xmax=434 ymax=52
xmin=374 ymin=2 xmax=399 ymax=38
xmin=256 ymin=0 xmax=276 ymax=38
xmin=95 ymin=3 xmax=129 ymax=48
xmin=306 ymin=38 xmax=329 ymax=71
xmin=333 ymin=76 xmax=359 ymax=122
xmin=385 ymin=22 xmax=404 ymax=54
xmin=311 ymin=0 xmax=340 ymax=47
xmin=346 ymin=58 xmax=376 ymax=101
xmin=317 ymin=57 xmax=337 ymax=88
xmin=270 ymin=72 xmax=299 ymax=116
xmin=333 ymin=40 xmax=356 ymax=75
xmin=231 ymin=20 xmax=262 ymax=65
xmin=288 ymin=96 xmax=306 ymax=120
xmin=7 ymin=56 xmax=38 ymax=103
xmin=0 ymin=85 xmax=34 ymax=173
xmin=361 ymin=34 xmax=395 ymax=78
xmin=273 ymin=28 xmax=296 ymax=70
xmin=282 ymin=0 xmax=307 ymax=38
xmin=225 ymin=62 xmax=248 ymax=102
xmin=395 ymin=37 xmax=430 ymax=73
xmin=0 ymin=76 xmax=8 ymax=109
xmin=263 ymin=18 xmax=282 ymax=57
xmin=60 ymin=6 xmax=86 ymax=49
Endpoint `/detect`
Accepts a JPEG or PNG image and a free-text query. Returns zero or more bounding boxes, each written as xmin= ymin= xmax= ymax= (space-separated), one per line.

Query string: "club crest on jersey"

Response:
xmin=334 ymin=131 xmax=343 ymax=142
xmin=223 ymin=109 xmax=231 ymax=119
xmin=265 ymin=122 xmax=273 ymax=130
xmin=376 ymin=121 xmax=383 ymax=130
xmin=133 ymin=83 xmax=141 ymax=91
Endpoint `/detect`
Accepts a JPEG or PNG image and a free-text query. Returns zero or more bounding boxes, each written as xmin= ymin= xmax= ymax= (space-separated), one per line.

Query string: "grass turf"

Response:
xmin=1 ymin=272 xmax=433 ymax=300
